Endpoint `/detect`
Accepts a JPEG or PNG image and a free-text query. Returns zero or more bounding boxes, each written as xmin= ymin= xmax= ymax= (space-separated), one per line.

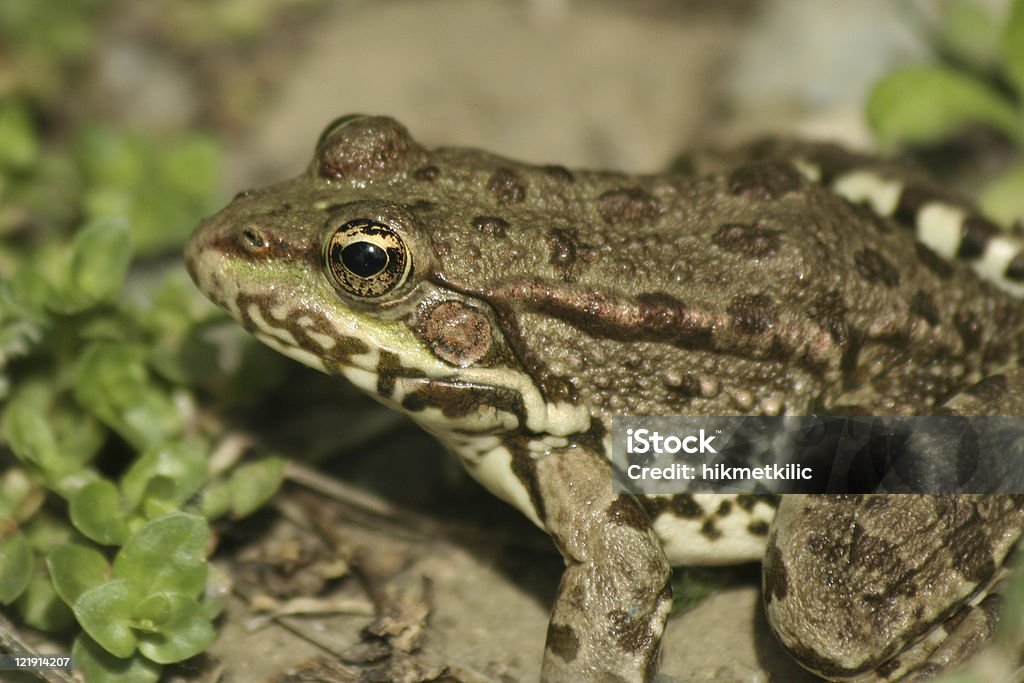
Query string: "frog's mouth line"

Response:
xmin=231 ymin=286 xmax=593 ymax=439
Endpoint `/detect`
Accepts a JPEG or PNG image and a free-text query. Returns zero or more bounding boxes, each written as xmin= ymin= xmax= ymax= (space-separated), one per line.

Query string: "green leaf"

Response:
xmin=121 ymin=441 xmax=208 ymax=508
xmin=135 ymin=593 xmax=216 ymax=664
xmin=1003 ymin=0 xmax=1024 ymax=99
xmin=73 ymin=634 xmax=162 ymax=683
xmin=0 ymin=99 xmax=39 ymax=170
xmin=867 ymin=65 xmax=1024 ymax=148
xmin=113 ymin=513 xmax=209 ymax=596
xmin=228 ymin=456 xmax=285 ymax=518
xmin=199 ymin=481 xmax=232 ymax=520
xmin=76 ymin=125 xmax=148 ymax=189
xmin=47 ymin=543 xmax=111 ymax=606
xmin=980 ymin=161 xmax=1024 ymax=227
xmin=70 ymin=480 xmax=130 ymax=545
xmin=74 ymin=578 xmax=142 ymax=658
xmin=73 ymin=342 xmax=183 ymax=450
xmin=61 ymin=216 xmax=134 ymax=310
xmin=16 ymin=570 xmax=75 ymax=632
xmin=0 ymin=530 xmax=33 ymax=603
xmin=0 ymin=466 xmax=43 ymax=521
xmin=996 ymin=546 xmax=1024 ymax=648
xmin=940 ymin=0 xmax=1001 ymax=69
xmin=2 ymin=396 xmax=63 ymax=473
xmin=158 ymin=134 xmax=222 ymax=202
xmin=131 ymin=592 xmax=173 ymax=628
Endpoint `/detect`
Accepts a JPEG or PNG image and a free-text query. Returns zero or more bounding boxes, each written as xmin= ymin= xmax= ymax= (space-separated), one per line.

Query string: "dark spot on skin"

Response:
xmin=608 ymin=609 xmax=655 ymax=654
xmin=910 ymin=290 xmax=940 ymax=326
xmin=415 ymin=300 xmax=493 ymax=366
xmin=854 ymin=248 xmax=900 ymax=288
xmin=472 ymin=215 xmax=509 ymax=238
xmin=546 ymin=227 xmax=595 ymax=282
xmin=597 ymin=187 xmax=661 ymax=225
xmin=964 ymin=374 xmax=1008 ymax=401
xmin=805 ymin=290 xmax=851 ymax=348
xmin=728 ymin=293 xmax=777 ymax=335
xmin=847 ymin=525 xmax=899 ymax=569
xmin=412 ymin=164 xmax=439 ymax=181
xmin=663 ymin=372 xmax=702 ymax=401
xmin=978 ymin=593 xmax=1002 ymax=630
xmin=711 ymin=222 xmax=782 ymax=258
xmin=672 ymin=495 xmax=704 ymax=518
xmin=943 ymin=605 xmax=971 ymax=632
xmin=639 ymin=493 xmax=702 ymax=519
xmin=802 ymin=142 xmax=869 ymax=185
xmin=849 ymin=200 xmax=893 ymax=234
xmin=700 ymin=519 xmax=721 ymax=540
xmin=316 ymin=116 xmax=414 ymax=181
xmin=487 ymin=168 xmax=527 ymax=205
xmin=947 ymin=527 xmax=996 ymax=584
xmin=735 ymin=494 xmax=777 ymax=512
xmin=716 ymin=500 xmax=732 ymax=516
xmin=402 ymin=382 xmax=525 ymax=423
xmin=957 ymin=215 xmax=999 ymax=259
xmin=876 ymin=658 xmax=902 ymax=679
xmin=542 ymin=164 xmax=575 ymax=182
xmin=747 ymin=520 xmax=770 ymax=536
xmin=546 ymin=623 xmax=579 ymax=663
xmin=606 ymin=497 xmax=651 ymax=531
xmin=762 ymin=542 xmax=788 ymax=604
xmin=915 ymin=242 xmax=954 ymax=280
xmin=547 ymin=227 xmax=579 ymax=279
xmin=376 ymin=349 xmax=428 ymax=397
xmin=727 ymin=160 xmax=803 ymax=201
xmin=954 ymin=310 xmax=984 ymax=351
xmin=1005 ymin=251 xmax=1024 ymax=281
xmin=892 ymin=184 xmax=932 ymax=227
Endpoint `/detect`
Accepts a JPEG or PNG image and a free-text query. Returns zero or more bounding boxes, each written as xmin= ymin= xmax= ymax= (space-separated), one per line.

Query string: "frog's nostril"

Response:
xmin=241 ymin=226 xmax=268 ymax=250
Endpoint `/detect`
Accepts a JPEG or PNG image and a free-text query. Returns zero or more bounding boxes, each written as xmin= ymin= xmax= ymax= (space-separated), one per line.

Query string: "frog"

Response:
xmin=185 ymin=114 xmax=1024 ymax=682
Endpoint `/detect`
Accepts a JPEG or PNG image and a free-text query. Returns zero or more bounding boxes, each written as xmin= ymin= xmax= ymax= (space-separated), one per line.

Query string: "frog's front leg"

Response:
xmin=766 ymin=370 xmax=1024 ymax=682
xmin=530 ymin=443 xmax=672 ymax=683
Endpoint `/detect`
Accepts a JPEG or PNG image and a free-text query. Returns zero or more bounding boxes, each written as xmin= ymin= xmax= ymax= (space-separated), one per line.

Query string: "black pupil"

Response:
xmin=341 ymin=241 xmax=388 ymax=277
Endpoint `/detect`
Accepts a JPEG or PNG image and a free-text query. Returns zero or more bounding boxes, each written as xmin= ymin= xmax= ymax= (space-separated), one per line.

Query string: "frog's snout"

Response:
xmin=184 ymin=212 xmax=238 ymax=296
xmin=183 ymin=219 xmax=209 ymax=286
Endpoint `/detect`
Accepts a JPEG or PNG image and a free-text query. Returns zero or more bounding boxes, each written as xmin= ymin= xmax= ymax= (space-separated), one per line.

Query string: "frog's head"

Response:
xmin=185 ymin=115 xmax=590 ymax=442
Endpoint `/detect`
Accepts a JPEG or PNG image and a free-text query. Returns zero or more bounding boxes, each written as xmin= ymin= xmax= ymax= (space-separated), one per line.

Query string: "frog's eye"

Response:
xmin=325 ymin=219 xmax=411 ymax=298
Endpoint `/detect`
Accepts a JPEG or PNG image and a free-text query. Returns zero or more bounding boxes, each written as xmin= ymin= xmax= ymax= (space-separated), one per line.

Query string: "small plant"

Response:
xmin=0 ymin=89 xmax=285 ymax=683
xmin=867 ymin=0 xmax=1024 ymax=226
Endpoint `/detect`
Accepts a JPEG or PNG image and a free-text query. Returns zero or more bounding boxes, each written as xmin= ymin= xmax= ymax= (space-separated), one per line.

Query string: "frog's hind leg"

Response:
xmin=530 ymin=444 xmax=673 ymax=683
xmin=766 ymin=369 xmax=1024 ymax=682
xmin=751 ymin=139 xmax=1024 ymax=298
xmin=680 ymin=138 xmax=1024 ymax=296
